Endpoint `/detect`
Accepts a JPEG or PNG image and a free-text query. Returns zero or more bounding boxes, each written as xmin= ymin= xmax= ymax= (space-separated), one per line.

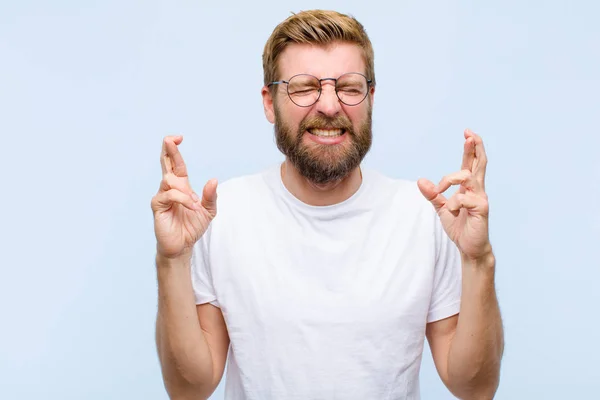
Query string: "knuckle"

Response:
xmin=162 ymin=173 xmax=182 ymax=190
xmin=159 ymin=178 xmax=169 ymax=191
xmin=164 ymin=189 xmax=175 ymax=200
xmin=151 ymin=192 xmax=166 ymax=209
xmin=159 ymin=179 xmax=169 ymax=192
xmin=163 ymin=173 xmax=175 ymax=186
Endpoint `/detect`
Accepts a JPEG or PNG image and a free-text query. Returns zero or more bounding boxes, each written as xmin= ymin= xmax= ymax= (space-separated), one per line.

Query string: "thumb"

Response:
xmin=417 ymin=178 xmax=446 ymax=212
xmin=201 ymin=178 xmax=218 ymax=217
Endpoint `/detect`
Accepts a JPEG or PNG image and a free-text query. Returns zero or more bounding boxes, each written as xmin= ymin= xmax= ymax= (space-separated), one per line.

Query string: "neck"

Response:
xmin=280 ymin=159 xmax=363 ymax=206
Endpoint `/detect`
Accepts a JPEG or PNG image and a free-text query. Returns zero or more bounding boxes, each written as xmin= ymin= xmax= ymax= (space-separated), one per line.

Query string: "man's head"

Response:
xmin=261 ymin=10 xmax=376 ymax=185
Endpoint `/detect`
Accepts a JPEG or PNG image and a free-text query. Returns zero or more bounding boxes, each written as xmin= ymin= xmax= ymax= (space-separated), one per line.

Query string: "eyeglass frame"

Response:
xmin=267 ymin=72 xmax=374 ymax=107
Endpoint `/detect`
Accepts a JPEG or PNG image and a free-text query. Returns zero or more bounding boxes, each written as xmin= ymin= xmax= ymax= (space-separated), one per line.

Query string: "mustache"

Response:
xmin=299 ymin=115 xmax=353 ymax=135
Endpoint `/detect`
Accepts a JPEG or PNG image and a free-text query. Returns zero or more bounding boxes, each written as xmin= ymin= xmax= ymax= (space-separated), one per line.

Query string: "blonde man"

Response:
xmin=152 ymin=10 xmax=504 ymax=400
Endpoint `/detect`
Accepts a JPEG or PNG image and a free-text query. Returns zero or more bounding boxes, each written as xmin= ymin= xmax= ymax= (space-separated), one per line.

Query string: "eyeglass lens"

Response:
xmin=287 ymin=73 xmax=368 ymax=107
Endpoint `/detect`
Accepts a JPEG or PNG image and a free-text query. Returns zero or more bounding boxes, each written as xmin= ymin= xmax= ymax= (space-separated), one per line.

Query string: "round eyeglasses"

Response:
xmin=267 ymin=72 xmax=373 ymax=107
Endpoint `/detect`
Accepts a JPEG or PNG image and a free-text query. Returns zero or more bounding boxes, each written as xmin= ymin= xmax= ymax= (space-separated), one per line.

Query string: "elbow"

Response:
xmin=163 ymin=376 xmax=216 ymax=400
xmin=158 ymin=355 xmax=217 ymax=400
xmin=449 ymin=382 xmax=500 ymax=400
xmin=447 ymin=361 xmax=502 ymax=400
xmin=156 ymin=337 xmax=218 ymax=399
xmin=454 ymin=383 xmax=500 ymax=400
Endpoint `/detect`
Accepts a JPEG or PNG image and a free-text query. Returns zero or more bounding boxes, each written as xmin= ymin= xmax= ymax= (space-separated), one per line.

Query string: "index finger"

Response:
xmin=165 ymin=139 xmax=188 ymax=177
xmin=461 ymin=136 xmax=475 ymax=171
xmin=160 ymin=135 xmax=184 ymax=176
xmin=464 ymin=129 xmax=487 ymax=190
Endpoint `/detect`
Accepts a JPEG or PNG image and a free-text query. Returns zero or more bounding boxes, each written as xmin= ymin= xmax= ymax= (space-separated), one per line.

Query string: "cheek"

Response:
xmin=279 ymin=105 xmax=310 ymax=129
xmin=344 ymin=105 xmax=370 ymax=127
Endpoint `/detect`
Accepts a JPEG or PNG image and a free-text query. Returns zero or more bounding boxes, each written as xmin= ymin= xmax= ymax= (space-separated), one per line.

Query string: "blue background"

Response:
xmin=1 ymin=0 xmax=598 ymax=398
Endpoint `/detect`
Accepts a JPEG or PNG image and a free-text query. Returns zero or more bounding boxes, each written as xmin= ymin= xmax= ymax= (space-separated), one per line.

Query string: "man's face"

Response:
xmin=263 ymin=42 xmax=374 ymax=185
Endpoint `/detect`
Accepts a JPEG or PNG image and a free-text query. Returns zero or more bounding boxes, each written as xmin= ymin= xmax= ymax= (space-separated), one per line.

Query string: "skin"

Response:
xmin=262 ymin=42 xmax=374 ymax=206
xmin=152 ymin=136 xmax=229 ymax=399
xmin=418 ymin=131 xmax=504 ymax=399
xmin=152 ymin=41 xmax=503 ymax=400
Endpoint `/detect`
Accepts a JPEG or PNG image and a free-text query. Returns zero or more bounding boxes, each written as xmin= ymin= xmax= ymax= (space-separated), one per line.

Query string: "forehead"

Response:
xmin=277 ymin=42 xmax=366 ymax=79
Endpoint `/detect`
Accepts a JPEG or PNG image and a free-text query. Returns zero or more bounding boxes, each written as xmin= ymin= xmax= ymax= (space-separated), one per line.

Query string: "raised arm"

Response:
xmin=151 ymin=135 xmax=230 ymax=399
xmin=418 ymin=129 xmax=504 ymax=399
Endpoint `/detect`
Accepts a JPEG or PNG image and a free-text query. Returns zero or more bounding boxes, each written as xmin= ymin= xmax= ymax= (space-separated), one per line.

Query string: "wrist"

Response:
xmin=461 ymin=248 xmax=495 ymax=270
xmin=156 ymin=250 xmax=192 ymax=269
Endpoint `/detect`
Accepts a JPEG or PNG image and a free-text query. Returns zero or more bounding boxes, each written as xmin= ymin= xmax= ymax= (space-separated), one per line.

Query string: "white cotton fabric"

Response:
xmin=191 ymin=163 xmax=462 ymax=400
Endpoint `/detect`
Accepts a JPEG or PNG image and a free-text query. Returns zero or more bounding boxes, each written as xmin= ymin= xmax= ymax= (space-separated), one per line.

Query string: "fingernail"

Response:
xmin=191 ymin=192 xmax=200 ymax=202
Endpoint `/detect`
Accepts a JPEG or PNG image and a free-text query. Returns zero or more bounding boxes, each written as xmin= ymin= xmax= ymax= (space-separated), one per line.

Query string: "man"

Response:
xmin=151 ymin=10 xmax=504 ymax=400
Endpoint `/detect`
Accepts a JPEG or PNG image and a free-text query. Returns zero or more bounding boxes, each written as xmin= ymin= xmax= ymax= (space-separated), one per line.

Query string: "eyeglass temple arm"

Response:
xmin=267 ymin=80 xmax=289 ymax=87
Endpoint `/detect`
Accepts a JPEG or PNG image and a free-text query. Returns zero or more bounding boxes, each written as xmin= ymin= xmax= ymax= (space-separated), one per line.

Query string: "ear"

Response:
xmin=262 ymin=86 xmax=275 ymax=124
xmin=368 ymin=84 xmax=376 ymax=106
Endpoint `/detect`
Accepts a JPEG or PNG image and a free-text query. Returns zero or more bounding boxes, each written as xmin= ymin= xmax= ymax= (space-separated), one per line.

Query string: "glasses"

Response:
xmin=268 ymin=72 xmax=373 ymax=107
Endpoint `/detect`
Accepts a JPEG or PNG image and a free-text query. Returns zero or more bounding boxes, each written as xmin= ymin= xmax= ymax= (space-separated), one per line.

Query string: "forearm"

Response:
xmin=156 ymin=253 xmax=214 ymax=399
xmin=447 ymin=253 xmax=504 ymax=399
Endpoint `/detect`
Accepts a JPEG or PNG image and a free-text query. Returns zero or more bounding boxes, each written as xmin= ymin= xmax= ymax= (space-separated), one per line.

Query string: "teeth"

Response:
xmin=310 ymin=129 xmax=343 ymax=137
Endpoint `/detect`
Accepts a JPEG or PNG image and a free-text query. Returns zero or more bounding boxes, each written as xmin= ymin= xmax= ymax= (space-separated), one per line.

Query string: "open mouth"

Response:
xmin=307 ymin=128 xmax=345 ymax=137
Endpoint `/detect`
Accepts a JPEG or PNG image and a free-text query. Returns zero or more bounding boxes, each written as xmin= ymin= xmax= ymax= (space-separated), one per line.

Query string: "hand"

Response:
xmin=151 ymin=135 xmax=218 ymax=260
xmin=417 ymin=129 xmax=492 ymax=261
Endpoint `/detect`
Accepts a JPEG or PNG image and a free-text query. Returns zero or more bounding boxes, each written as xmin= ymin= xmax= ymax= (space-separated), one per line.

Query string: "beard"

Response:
xmin=274 ymin=103 xmax=373 ymax=185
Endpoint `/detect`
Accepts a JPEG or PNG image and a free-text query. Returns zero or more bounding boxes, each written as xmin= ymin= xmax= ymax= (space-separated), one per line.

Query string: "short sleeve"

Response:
xmin=427 ymin=213 xmax=462 ymax=323
xmin=191 ymin=225 xmax=220 ymax=308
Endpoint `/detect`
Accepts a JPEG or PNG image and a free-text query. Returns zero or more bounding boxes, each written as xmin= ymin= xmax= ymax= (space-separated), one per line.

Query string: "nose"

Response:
xmin=314 ymin=81 xmax=341 ymax=117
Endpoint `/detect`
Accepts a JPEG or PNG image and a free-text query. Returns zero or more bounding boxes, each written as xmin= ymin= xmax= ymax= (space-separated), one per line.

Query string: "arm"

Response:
xmin=418 ymin=129 xmax=504 ymax=399
xmin=151 ymin=135 xmax=229 ymax=399
xmin=427 ymin=252 xmax=503 ymax=399
xmin=156 ymin=253 xmax=230 ymax=400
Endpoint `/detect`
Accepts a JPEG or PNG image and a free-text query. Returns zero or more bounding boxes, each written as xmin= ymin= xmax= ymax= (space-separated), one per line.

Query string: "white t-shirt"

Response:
xmin=191 ymin=163 xmax=462 ymax=400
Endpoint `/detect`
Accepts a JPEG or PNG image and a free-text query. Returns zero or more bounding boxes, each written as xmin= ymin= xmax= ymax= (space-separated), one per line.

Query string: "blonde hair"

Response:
xmin=262 ymin=10 xmax=376 ymax=88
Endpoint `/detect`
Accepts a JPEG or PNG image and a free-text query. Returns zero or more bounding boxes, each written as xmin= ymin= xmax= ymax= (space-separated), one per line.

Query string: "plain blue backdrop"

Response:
xmin=1 ymin=0 xmax=598 ymax=399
